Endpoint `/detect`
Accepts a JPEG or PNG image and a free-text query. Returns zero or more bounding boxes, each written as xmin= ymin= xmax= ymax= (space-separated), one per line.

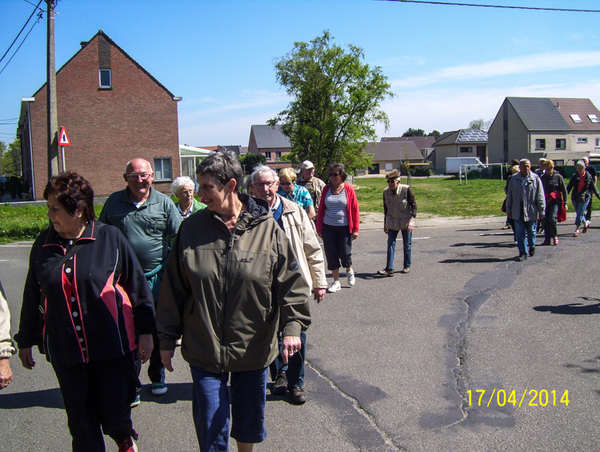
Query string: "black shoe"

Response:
xmin=515 ymin=254 xmax=527 ymax=262
xmin=272 ymin=371 xmax=288 ymax=395
xmin=529 ymin=247 xmax=535 ymax=257
xmin=290 ymin=386 xmax=306 ymax=404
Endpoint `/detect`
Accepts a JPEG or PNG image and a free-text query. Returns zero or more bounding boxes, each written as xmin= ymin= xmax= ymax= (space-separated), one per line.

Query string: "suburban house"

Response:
xmin=380 ymin=136 xmax=436 ymax=159
xmin=364 ymin=138 xmax=428 ymax=175
xmin=247 ymin=124 xmax=291 ymax=162
xmin=17 ymin=30 xmax=181 ymax=199
xmin=487 ymin=97 xmax=600 ymax=166
xmin=432 ymin=129 xmax=488 ymax=173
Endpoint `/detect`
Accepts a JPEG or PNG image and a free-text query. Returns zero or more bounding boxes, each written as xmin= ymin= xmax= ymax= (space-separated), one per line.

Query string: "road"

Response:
xmin=1 ymin=216 xmax=599 ymax=451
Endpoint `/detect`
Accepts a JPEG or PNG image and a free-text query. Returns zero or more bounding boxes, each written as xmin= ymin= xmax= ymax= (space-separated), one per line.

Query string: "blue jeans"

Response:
xmin=190 ymin=366 xmax=268 ymax=451
xmin=514 ymin=219 xmax=537 ymax=256
xmin=386 ymin=229 xmax=412 ymax=270
xmin=573 ymin=198 xmax=590 ymax=228
xmin=270 ymin=331 xmax=306 ymax=388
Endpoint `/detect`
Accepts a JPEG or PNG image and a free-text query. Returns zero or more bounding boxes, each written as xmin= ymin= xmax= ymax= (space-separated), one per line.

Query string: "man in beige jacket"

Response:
xmin=252 ymin=165 xmax=327 ymax=404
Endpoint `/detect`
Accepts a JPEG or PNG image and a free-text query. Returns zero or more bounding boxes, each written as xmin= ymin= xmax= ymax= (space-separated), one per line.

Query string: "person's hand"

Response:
xmin=352 ymin=231 xmax=359 ymax=240
xmin=507 ymin=213 xmax=512 ymax=219
xmin=281 ymin=335 xmax=302 ymax=365
xmin=407 ymin=218 xmax=415 ymax=233
xmin=18 ymin=348 xmax=35 ymax=370
xmin=383 ymin=225 xmax=388 ymax=234
xmin=138 ymin=334 xmax=154 ymax=364
xmin=313 ymin=288 xmax=326 ymax=303
xmin=0 ymin=358 xmax=12 ymax=389
xmin=565 ymin=204 xmax=568 ymax=211
xmin=160 ymin=349 xmax=175 ymax=372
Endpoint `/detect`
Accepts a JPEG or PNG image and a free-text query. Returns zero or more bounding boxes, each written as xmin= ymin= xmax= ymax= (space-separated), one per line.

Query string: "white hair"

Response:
xmin=250 ymin=165 xmax=279 ymax=183
xmin=171 ymin=176 xmax=195 ymax=196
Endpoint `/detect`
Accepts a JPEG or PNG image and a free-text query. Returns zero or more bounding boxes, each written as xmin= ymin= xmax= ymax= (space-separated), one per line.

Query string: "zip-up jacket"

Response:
xmin=567 ymin=171 xmax=600 ymax=203
xmin=383 ymin=184 xmax=417 ymax=231
xmin=156 ymin=193 xmax=311 ymax=374
xmin=15 ymin=221 xmax=155 ymax=364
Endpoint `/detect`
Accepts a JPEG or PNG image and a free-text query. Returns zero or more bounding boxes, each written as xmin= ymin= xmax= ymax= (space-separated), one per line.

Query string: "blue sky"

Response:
xmin=1 ymin=0 xmax=599 ymax=147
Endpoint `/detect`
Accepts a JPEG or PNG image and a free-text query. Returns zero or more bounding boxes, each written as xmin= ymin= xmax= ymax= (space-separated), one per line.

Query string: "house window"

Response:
xmin=275 ymin=151 xmax=282 ymax=159
xmin=459 ymin=146 xmax=473 ymax=153
xmin=588 ymin=114 xmax=599 ymax=123
xmin=555 ymin=139 xmax=566 ymax=150
xmin=265 ymin=152 xmax=272 ymax=160
xmin=99 ymin=69 xmax=111 ymax=88
xmin=153 ymin=157 xmax=172 ymax=181
xmin=596 ymin=138 xmax=600 ymax=147
xmin=570 ymin=114 xmax=582 ymax=123
xmin=385 ymin=163 xmax=393 ymax=171
xmin=555 ymin=160 xmax=564 ymax=166
xmin=577 ymin=138 xmax=588 ymax=144
xmin=535 ymin=139 xmax=546 ymax=150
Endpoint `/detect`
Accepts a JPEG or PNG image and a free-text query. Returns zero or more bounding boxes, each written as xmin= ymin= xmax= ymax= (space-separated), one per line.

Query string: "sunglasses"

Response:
xmin=280 ymin=181 xmax=293 ymax=185
xmin=329 ymin=173 xmax=340 ymax=177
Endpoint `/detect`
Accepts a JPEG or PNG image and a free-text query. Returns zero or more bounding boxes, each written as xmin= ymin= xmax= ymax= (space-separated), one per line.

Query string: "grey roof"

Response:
xmin=380 ymin=136 xmax=436 ymax=150
xmin=250 ymin=125 xmax=291 ymax=149
xmin=433 ymin=130 xmax=458 ymax=146
xmin=366 ymin=140 xmax=424 ymax=161
xmin=506 ymin=97 xmax=569 ymax=131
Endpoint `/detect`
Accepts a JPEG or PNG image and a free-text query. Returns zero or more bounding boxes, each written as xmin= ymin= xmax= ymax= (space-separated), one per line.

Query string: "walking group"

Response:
xmin=503 ymin=157 xmax=599 ymax=262
xmin=0 ymin=152 xmax=420 ymax=452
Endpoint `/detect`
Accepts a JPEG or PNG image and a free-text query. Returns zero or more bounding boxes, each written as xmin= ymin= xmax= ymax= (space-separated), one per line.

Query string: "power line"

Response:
xmin=382 ymin=0 xmax=600 ymax=13
xmin=0 ymin=9 xmax=44 ymax=76
xmin=0 ymin=0 xmax=44 ymax=65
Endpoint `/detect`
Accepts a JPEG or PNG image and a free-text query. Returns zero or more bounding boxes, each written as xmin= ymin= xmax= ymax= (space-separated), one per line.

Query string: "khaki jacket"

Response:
xmin=156 ymin=194 xmax=311 ymax=374
xmin=279 ymin=196 xmax=328 ymax=290
xmin=384 ymin=184 xmax=416 ymax=231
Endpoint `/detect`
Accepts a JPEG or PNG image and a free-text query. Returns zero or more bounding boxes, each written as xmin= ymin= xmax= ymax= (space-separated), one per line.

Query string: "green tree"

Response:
xmin=428 ymin=130 xmax=441 ymax=140
xmin=402 ymin=128 xmax=426 ymax=137
xmin=238 ymin=152 xmax=266 ymax=174
xmin=468 ymin=119 xmax=491 ymax=131
xmin=268 ymin=31 xmax=394 ymax=179
xmin=1 ymin=140 xmax=21 ymax=175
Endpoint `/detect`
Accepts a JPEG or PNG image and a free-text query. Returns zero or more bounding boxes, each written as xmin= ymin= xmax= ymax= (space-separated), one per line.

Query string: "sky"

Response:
xmin=1 ymin=0 xmax=600 ymax=148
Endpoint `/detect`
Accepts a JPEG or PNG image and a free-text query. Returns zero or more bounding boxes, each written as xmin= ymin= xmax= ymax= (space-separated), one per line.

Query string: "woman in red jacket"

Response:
xmin=316 ymin=163 xmax=360 ymax=293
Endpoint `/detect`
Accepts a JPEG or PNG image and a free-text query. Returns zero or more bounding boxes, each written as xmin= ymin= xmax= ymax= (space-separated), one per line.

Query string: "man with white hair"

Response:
xmin=100 ymin=158 xmax=181 ymax=401
xmin=297 ymin=160 xmax=325 ymax=215
xmin=252 ymin=165 xmax=327 ymax=404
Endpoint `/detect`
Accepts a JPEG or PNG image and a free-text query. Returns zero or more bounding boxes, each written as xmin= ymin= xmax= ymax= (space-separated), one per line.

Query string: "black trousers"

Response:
xmin=321 ymin=223 xmax=353 ymax=270
xmin=52 ymin=352 xmax=139 ymax=452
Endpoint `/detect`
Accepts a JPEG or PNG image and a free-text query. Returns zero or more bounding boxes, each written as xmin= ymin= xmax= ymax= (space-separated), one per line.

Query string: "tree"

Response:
xmin=468 ymin=119 xmax=491 ymax=131
xmin=1 ymin=140 xmax=21 ymax=176
xmin=402 ymin=128 xmax=426 ymax=137
xmin=428 ymin=130 xmax=441 ymax=140
xmin=238 ymin=152 xmax=266 ymax=174
xmin=268 ymin=31 xmax=394 ymax=179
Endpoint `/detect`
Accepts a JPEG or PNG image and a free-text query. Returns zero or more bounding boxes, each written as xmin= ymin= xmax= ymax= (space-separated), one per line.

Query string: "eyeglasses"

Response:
xmin=126 ymin=172 xmax=151 ymax=181
xmin=254 ymin=180 xmax=275 ymax=188
xmin=280 ymin=181 xmax=293 ymax=186
xmin=329 ymin=173 xmax=340 ymax=177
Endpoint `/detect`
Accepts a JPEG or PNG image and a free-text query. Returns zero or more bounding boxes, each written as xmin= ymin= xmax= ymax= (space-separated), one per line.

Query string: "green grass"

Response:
xmin=0 ymin=178 xmax=594 ymax=243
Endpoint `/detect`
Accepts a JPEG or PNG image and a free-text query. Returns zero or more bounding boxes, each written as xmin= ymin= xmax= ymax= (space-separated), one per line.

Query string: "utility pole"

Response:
xmin=47 ymin=0 xmax=59 ymax=177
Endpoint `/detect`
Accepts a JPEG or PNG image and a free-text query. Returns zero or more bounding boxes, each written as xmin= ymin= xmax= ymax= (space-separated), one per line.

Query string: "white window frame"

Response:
xmin=99 ymin=69 xmax=112 ymax=88
xmin=555 ymin=139 xmax=566 ymax=150
xmin=588 ymin=114 xmax=599 ymax=123
xmin=570 ymin=114 xmax=582 ymax=123
xmin=535 ymin=139 xmax=546 ymax=150
xmin=153 ymin=157 xmax=173 ymax=181
xmin=577 ymin=138 xmax=588 ymax=144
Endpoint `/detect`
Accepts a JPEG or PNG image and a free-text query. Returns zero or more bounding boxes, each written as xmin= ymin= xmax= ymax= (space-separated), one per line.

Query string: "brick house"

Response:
xmin=487 ymin=97 xmax=600 ymax=166
xmin=247 ymin=124 xmax=291 ymax=162
xmin=17 ymin=30 xmax=181 ymax=199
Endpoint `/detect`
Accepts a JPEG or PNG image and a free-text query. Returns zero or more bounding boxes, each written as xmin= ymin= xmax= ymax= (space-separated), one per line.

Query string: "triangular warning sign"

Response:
xmin=58 ymin=127 xmax=71 ymax=146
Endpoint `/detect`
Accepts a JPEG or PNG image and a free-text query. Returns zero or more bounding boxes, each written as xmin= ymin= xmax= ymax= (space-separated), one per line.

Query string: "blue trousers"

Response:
xmin=573 ymin=198 xmax=590 ymax=228
xmin=514 ymin=219 xmax=537 ymax=256
xmin=190 ymin=366 xmax=268 ymax=451
xmin=270 ymin=331 xmax=306 ymax=388
xmin=386 ymin=229 xmax=412 ymax=270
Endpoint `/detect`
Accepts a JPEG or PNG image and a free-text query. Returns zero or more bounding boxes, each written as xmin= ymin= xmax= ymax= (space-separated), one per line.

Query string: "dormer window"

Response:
xmin=588 ymin=114 xmax=599 ymax=123
xmin=570 ymin=114 xmax=582 ymax=123
xmin=99 ymin=69 xmax=111 ymax=88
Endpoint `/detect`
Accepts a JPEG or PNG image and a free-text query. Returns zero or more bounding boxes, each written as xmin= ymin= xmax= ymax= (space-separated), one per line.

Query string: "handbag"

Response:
xmin=501 ymin=198 xmax=507 ymax=213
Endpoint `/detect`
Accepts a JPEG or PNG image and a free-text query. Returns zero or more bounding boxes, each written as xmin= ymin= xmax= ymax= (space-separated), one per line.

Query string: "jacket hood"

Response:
xmin=236 ymin=193 xmax=271 ymax=230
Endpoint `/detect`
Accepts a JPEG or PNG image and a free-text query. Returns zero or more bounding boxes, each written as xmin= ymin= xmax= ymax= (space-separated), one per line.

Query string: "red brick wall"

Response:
xmin=29 ymin=33 xmax=180 ymax=198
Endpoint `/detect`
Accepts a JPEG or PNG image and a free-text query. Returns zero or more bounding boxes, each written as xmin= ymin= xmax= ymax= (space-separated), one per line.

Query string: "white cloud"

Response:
xmin=391 ymin=51 xmax=600 ymax=89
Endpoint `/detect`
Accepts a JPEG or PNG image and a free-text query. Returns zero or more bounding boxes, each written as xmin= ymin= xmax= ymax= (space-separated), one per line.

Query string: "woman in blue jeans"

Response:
xmin=377 ymin=170 xmax=417 ymax=276
xmin=567 ymin=160 xmax=600 ymax=237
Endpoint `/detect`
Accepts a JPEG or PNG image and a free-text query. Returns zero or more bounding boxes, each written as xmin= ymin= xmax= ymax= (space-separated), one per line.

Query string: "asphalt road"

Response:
xmin=1 ymin=216 xmax=599 ymax=452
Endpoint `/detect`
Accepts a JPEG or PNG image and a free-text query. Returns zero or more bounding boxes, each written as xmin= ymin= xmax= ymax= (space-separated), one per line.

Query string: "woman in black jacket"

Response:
xmin=567 ymin=160 xmax=600 ymax=237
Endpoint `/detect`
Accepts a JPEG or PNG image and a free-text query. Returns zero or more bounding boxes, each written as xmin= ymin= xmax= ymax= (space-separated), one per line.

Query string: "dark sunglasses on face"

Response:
xmin=329 ymin=173 xmax=340 ymax=177
xmin=280 ymin=181 xmax=293 ymax=185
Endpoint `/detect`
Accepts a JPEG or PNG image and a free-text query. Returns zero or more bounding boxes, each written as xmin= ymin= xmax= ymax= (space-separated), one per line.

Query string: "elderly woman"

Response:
xmin=277 ymin=167 xmax=315 ymax=220
xmin=540 ymin=160 xmax=567 ymax=245
xmin=316 ymin=162 xmax=360 ymax=293
xmin=171 ymin=176 xmax=206 ymax=218
xmin=156 ymin=151 xmax=310 ymax=452
xmin=567 ymin=160 xmax=600 ymax=237
xmin=15 ymin=172 xmax=155 ymax=452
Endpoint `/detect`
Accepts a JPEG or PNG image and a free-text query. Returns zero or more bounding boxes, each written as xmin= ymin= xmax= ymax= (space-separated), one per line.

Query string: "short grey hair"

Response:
xmin=519 ymin=158 xmax=531 ymax=165
xmin=171 ymin=176 xmax=195 ymax=196
xmin=251 ymin=165 xmax=279 ymax=184
xmin=576 ymin=160 xmax=586 ymax=168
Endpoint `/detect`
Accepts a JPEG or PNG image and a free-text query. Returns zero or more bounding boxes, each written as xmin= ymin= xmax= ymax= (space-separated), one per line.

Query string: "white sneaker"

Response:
xmin=327 ymin=281 xmax=341 ymax=293
xmin=347 ymin=271 xmax=355 ymax=286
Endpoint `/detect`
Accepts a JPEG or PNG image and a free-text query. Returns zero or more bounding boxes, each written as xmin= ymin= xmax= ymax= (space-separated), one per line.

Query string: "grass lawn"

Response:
xmin=0 ymin=177 xmax=592 ymax=244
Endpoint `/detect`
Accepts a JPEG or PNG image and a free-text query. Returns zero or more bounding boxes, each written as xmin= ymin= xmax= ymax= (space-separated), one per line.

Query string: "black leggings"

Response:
xmin=321 ymin=223 xmax=353 ymax=270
